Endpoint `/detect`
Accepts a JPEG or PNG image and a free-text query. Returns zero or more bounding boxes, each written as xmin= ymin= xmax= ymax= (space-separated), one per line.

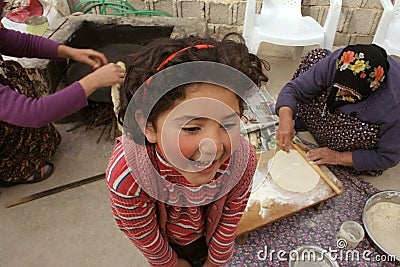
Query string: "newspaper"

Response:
xmin=241 ymin=86 xmax=278 ymax=152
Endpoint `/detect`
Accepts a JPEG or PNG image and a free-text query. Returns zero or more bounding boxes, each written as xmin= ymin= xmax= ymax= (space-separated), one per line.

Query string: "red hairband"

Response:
xmin=156 ymin=44 xmax=215 ymax=71
xmin=143 ymin=44 xmax=215 ymax=101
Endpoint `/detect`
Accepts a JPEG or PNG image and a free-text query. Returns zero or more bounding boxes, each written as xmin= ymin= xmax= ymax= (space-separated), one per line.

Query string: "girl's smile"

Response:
xmin=193 ymin=160 xmax=216 ymax=173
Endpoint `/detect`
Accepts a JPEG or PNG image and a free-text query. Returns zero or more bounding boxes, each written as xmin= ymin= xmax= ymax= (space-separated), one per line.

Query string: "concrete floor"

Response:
xmin=1 ymin=51 xmax=400 ymax=267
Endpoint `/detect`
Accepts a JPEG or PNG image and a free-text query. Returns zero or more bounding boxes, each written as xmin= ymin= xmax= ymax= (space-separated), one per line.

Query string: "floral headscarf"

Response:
xmin=326 ymin=44 xmax=389 ymax=113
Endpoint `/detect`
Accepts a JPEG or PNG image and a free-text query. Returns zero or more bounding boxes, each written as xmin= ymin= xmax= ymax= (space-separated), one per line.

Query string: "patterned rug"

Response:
xmin=229 ymin=166 xmax=397 ymax=267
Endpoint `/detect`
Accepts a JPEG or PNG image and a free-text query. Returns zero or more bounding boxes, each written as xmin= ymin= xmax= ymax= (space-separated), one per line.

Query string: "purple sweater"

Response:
xmin=276 ymin=48 xmax=400 ymax=171
xmin=0 ymin=28 xmax=87 ymax=128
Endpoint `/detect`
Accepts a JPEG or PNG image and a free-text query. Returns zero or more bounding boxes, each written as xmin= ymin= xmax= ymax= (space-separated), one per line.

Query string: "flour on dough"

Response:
xmin=269 ymin=149 xmax=320 ymax=193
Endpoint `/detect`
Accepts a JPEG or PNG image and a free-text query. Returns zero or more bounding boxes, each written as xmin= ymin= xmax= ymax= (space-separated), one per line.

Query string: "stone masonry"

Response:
xmin=66 ymin=0 xmax=390 ymax=48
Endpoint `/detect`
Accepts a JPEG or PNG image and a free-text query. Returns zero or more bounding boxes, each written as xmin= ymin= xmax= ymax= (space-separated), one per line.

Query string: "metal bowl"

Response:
xmin=288 ymin=245 xmax=340 ymax=267
xmin=362 ymin=190 xmax=400 ymax=263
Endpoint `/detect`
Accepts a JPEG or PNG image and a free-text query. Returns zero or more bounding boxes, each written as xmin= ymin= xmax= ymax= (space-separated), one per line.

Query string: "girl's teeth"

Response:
xmin=194 ymin=161 xmax=212 ymax=169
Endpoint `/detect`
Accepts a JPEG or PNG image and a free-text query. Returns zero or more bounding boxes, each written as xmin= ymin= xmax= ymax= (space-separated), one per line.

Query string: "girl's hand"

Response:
xmin=276 ymin=106 xmax=295 ymax=152
xmin=57 ymin=45 xmax=108 ymax=69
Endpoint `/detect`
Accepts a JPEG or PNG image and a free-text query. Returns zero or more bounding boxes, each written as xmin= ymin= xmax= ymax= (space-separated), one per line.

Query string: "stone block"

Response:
xmin=338 ymin=7 xmax=352 ymax=31
xmin=333 ymin=33 xmax=351 ymax=47
xmin=153 ymin=0 xmax=175 ymax=16
xmin=180 ymin=1 xmax=205 ymax=18
xmin=351 ymin=34 xmax=374 ymax=44
xmin=303 ymin=6 xmax=323 ymax=23
xmin=237 ymin=1 xmax=246 ymax=25
xmin=362 ymin=0 xmax=382 ymax=9
xmin=209 ymin=2 xmax=232 ymax=24
xmin=208 ymin=24 xmax=239 ymax=39
xmin=207 ymin=24 xmax=219 ymax=36
xmin=347 ymin=8 xmax=379 ymax=34
xmin=217 ymin=24 xmax=240 ymax=37
xmin=343 ymin=0 xmax=364 ymax=8
xmin=303 ymin=0 xmax=330 ymax=6
xmin=126 ymin=0 xmax=148 ymax=10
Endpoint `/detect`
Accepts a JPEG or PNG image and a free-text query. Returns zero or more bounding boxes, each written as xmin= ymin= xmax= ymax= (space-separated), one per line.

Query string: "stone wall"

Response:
xmin=302 ymin=0 xmax=387 ymax=47
xmin=68 ymin=0 xmax=391 ymax=48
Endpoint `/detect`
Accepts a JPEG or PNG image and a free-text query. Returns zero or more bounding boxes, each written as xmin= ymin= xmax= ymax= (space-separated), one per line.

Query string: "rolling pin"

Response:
xmin=292 ymin=143 xmax=342 ymax=195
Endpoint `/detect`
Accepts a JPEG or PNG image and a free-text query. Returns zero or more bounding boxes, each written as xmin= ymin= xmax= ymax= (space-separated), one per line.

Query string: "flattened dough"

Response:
xmin=269 ymin=150 xmax=320 ymax=192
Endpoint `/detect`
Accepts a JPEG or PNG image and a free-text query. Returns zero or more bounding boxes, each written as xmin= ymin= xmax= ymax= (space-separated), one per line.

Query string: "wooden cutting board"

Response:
xmin=237 ymin=148 xmax=343 ymax=237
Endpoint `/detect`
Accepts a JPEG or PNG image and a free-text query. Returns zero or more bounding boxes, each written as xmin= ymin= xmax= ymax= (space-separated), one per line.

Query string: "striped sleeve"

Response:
xmin=207 ymin=144 xmax=257 ymax=265
xmin=106 ymin=140 xmax=177 ymax=267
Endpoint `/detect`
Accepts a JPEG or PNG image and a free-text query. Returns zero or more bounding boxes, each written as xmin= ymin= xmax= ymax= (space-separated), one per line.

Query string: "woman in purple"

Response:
xmin=0 ymin=1 xmax=125 ymax=186
xmin=276 ymin=44 xmax=400 ymax=176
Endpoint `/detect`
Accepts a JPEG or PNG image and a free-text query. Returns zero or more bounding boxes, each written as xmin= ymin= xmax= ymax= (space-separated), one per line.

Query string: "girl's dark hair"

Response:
xmin=119 ymin=32 xmax=270 ymax=144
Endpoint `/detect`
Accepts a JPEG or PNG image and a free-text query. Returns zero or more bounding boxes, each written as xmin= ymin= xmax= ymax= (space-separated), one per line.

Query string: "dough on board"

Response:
xmin=269 ymin=149 xmax=320 ymax=193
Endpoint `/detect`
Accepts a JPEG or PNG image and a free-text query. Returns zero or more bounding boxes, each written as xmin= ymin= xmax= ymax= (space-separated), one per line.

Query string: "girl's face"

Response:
xmin=144 ymin=83 xmax=242 ymax=185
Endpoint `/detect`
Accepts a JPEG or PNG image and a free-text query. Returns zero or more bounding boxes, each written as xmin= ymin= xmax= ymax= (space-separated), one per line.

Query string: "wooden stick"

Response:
xmin=292 ymin=143 xmax=342 ymax=195
xmin=4 ymin=173 xmax=105 ymax=208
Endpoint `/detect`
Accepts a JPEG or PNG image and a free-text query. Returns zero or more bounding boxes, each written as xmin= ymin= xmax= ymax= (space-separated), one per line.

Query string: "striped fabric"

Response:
xmin=106 ymin=138 xmax=255 ymax=266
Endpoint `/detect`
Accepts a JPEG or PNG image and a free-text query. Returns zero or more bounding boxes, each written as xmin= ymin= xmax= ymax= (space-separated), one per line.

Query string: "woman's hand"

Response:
xmin=306 ymin=147 xmax=353 ymax=166
xmin=78 ymin=63 xmax=125 ymax=97
xmin=276 ymin=106 xmax=295 ymax=152
xmin=57 ymin=45 xmax=108 ymax=69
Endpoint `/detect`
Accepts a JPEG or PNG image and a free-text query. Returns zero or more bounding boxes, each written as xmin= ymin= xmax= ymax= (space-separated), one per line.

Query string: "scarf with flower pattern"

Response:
xmin=326 ymin=44 xmax=389 ymax=113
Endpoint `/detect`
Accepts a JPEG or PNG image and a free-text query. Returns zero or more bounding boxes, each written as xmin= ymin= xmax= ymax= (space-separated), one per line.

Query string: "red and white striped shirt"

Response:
xmin=106 ymin=138 xmax=255 ymax=266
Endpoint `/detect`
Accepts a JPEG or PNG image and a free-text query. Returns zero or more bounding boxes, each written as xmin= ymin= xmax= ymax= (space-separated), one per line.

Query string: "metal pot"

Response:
xmin=362 ymin=190 xmax=400 ymax=264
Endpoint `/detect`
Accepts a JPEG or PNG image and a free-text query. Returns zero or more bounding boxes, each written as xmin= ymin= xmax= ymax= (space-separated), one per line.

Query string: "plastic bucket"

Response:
xmin=25 ymin=16 xmax=48 ymax=35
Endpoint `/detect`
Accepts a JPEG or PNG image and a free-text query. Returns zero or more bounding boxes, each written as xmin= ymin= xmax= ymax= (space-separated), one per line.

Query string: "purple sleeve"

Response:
xmin=351 ymin=64 xmax=400 ymax=171
xmin=352 ymin=113 xmax=400 ymax=171
xmin=275 ymin=49 xmax=340 ymax=116
xmin=0 ymin=82 xmax=88 ymax=128
xmin=0 ymin=28 xmax=59 ymax=59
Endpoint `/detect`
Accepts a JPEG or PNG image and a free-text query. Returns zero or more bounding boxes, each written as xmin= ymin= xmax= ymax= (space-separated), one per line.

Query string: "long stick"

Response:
xmin=292 ymin=143 xmax=342 ymax=195
xmin=4 ymin=173 xmax=105 ymax=208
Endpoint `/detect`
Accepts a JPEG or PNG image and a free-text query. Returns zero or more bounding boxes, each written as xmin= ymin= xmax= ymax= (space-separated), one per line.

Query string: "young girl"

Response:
xmin=106 ymin=33 xmax=269 ymax=267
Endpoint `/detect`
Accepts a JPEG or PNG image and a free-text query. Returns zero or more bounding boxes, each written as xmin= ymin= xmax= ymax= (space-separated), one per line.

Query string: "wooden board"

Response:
xmin=237 ymin=149 xmax=343 ymax=236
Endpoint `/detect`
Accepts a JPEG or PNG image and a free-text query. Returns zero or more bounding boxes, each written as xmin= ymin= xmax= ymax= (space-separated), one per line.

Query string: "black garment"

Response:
xmin=170 ymin=235 xmax=208 ymax=267
xmin=0 ymin=58 xmax=61 ymax=183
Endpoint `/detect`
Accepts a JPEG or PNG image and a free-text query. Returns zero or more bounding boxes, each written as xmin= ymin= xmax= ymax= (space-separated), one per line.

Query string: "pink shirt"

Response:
xmin=106 ymin=137 xmax=257 ymax=266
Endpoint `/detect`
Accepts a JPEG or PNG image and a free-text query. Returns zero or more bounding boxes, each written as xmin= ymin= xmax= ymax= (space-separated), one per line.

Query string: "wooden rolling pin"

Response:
xmin=292 ymin=143 xmax=342 ymax=195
